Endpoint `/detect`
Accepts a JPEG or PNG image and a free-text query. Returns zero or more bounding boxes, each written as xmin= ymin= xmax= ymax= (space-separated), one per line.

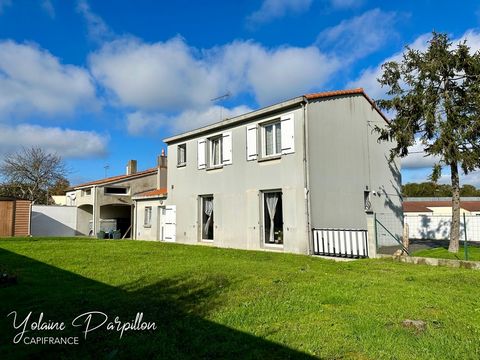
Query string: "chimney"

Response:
xmin=126 ymin=160 xmax=137 ymax=175
xmin=157 ymin=150 xmax=168 ymax=189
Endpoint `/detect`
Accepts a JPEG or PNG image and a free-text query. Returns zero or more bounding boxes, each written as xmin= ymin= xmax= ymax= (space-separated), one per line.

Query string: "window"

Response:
xmin=104 ymin=187 xmax=128 ymax=195
xmin=263 ymin=191 xmax=283 ymax=245
xmin=144 ymin=206 xmax=152 ymax=227
xmin=177 ymin=144 xmax=186 ymax=166
xmin=82 ymin=189 xmax=91 ymax=196
xmin=262 ymin=121 xmax=281 ymax=157
xmin=210 ymin=137 xmax=223 ymax=167
xmin=200 ymin=196 xmax=214 ymax=241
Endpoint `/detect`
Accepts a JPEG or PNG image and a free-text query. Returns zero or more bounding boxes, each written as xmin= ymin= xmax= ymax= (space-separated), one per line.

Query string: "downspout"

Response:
xmin=302 ymin=100 xmax=313 ymax=255
xmin=92 ymin=185 xmax=97 ymax=236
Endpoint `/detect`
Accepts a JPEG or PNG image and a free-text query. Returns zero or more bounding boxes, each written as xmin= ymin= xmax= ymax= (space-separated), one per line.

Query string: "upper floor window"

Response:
xmin=82 ymin=189 xmax=91 ymax=196
xmin=246 ymin=113 xmax=295 ymax=161
xmin=263 ymin=121 xmax=282 ymax=157
xmin=210 ymin=136 xmax=223 ymax=167
xmin=104 ymin=187 xmax=128 ymax=195
xmin=177 ymin=143 xmax=186 ymax=166
xmin=197 ymin=132 xmax=232 ymax=170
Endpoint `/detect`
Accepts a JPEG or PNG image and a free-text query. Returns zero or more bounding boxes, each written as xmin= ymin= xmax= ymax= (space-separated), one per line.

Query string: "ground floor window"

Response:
xmin=263 ymin=191 xmax=283 ymax=245
xmin=201 ymin=195 xmax=214 ymax=240
xmin=144 ymin=206 xmax=152 ymax=227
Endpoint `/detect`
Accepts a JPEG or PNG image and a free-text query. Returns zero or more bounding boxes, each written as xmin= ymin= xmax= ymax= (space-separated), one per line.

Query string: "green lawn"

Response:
xmin=1 ymin=238 xmax=480 ymax=359
xmin=413 ymin=245 xmax=480 ymax=261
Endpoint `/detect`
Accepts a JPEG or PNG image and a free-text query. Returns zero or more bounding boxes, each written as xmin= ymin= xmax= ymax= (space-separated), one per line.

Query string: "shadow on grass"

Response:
xmin=0 ymin=248 xmax=314 ymax=359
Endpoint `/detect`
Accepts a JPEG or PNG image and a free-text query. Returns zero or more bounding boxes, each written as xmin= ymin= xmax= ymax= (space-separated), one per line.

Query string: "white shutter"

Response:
xmin=281 ymin=114 xmax=294 ymax=154
xmin=222 ymin=131 xmax=232 ymax=165
xmin=164 ymin=205 xmax=176 ymax=242
xmin=246 ymin=124 xmax=258 ymax=161
xmin=197 ymin=139 xmax=206 ymax=169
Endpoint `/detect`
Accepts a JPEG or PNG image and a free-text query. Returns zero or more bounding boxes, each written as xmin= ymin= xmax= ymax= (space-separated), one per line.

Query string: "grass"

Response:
xmin=0 ymin=238 xmax=480 ymax=359
xmin=413 ymin=245 xmax=480 ymax=261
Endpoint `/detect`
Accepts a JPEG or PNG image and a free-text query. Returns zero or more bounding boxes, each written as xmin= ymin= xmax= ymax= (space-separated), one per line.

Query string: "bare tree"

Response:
xmin=0 ymin=147 xmax=68 ymax=204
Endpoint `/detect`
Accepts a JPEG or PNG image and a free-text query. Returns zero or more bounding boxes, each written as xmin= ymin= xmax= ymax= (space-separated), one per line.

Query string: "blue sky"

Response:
xmin=0 ymin=0 xmax=480 ymax=186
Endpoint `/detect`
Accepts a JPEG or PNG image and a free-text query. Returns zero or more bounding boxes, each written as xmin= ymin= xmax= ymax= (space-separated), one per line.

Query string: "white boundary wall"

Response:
xmin=405 ymin=214 xmax=480 ymax=242
xmin=31 ymin=205 xmax=77 ymax=236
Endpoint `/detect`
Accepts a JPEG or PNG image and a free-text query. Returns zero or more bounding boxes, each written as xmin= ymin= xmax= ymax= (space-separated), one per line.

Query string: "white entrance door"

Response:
xmin=157 ymin=206 xmax=165 ymax=241
xmin=163 ymin=205 xmax=176 ymax=242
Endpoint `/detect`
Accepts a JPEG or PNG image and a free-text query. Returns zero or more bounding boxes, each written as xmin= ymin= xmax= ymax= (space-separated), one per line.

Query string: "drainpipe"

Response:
xmin=92 ymin=185 xmax=97 ymax=236
xmin=302 ymin=100 xmax=313 ymax=255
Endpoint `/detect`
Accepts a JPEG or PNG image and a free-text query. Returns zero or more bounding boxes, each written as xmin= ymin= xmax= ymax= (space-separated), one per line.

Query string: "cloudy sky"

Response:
xmin=0 ymin=0 xmax=479 ymax=186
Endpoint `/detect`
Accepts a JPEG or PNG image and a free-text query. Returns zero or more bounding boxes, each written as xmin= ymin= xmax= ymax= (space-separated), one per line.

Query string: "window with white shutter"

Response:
xmin=280 ymin=114 xmax=295 ymax=154
xmin=222 ymin=131 xmax=232 ymax=165
xmin=246 ymin=124 xmax=258 ymax=161
xmin=197 ymin=139 xmax=206 ymax=169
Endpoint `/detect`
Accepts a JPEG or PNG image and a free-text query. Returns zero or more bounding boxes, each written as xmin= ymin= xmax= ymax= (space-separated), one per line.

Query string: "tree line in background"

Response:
xmin=402 ymin=182 xmax=480 ymax=198
xmin=0 ymin=147 xmax=70 ymax=205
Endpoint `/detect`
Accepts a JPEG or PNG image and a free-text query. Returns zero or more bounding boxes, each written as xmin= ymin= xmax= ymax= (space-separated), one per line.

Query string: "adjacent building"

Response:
xmin=157 ymin=88 xmax=402 ymax=256
xmin=67 ymin=157 xmax=167 ymax=237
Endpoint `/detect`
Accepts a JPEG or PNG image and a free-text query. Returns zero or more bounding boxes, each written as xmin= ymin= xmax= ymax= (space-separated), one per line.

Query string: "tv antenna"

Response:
xmin=211 ymin=91 xmax=231 ymax=120
xmin=104 ymin=164 xmax=110 ymax=178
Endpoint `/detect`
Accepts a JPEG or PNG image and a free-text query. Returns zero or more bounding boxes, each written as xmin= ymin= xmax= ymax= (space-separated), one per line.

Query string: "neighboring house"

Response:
xmin=0 ymin=197 xmax=31 ymax=237
xmin=156 ymin=88 xmax=402 ymax=256
xmin=132 ymin=188 xmax=168 ymax=241
xmin=404 ymin=197 xmax=480 ymax=241
xmin=403 ymin=197 xmax=480 ymax=216
xmin=67 ymin=157 xmax=167 ymax=238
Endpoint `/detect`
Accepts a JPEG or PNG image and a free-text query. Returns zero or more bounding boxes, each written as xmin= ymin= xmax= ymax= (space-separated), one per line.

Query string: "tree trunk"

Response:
xmin=448 ymin=161 xmax=461 ymax=253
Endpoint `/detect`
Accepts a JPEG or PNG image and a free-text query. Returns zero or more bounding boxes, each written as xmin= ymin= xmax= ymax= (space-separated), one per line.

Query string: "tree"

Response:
xmin=376 ymin=32 xmax=480 ymax=253
xmin=0 ymin=147 xmax=68 ymax=204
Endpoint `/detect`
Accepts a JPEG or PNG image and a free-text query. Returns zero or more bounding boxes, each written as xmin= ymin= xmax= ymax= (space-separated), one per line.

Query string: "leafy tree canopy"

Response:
xmin=402 ymin=182 xmax=480 ymax=197
xmin=376 ymin=32 xmax=480 ymax=252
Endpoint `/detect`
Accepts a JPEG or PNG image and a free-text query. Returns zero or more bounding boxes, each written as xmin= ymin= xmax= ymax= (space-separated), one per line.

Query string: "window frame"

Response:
xmin=104 ymin=187 xmax=129 ymax=195
xmin=144 ymin=206 xmax=152 ymax=228
xmin=177 ymin=143 xmax=187 ymax=167
xmin=208 ymin=135 xmax=223 ymax=168
xmin=261 ymin=120 xmax=282 ymax=158
xmin=199 ymin=195 xmax=214 ymax=242
xmin=261 ymin=189 xmax=284 ymax=247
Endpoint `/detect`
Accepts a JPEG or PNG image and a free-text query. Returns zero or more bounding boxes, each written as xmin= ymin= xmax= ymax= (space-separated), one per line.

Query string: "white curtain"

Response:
xmin=203 ymin=198 xmax=213 ymax=237
xmin=265 ymin=193 xmax=278 ymax=243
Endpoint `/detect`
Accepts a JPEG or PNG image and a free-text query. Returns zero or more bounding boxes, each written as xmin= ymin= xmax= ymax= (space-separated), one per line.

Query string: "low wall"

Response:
xmin=405 ymin=215 xmax=480 ymax=242
xmin=31 ymin=205 xmax=77 ymax=237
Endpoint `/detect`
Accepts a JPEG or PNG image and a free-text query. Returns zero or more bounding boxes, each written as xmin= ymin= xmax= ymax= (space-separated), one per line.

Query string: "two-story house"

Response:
xmin=136 ymin=88 xmax=403 ymax=257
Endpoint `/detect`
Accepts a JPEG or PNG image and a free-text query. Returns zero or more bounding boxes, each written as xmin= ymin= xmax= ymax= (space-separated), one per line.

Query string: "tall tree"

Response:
xmin=376 ymin=32 xmax=480 ymax=253
xmin=0 ymin=147 xmax=68 ymax=204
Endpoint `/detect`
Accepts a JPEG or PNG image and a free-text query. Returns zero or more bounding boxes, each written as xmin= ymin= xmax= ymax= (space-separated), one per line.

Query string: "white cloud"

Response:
xmin=126 ymin=111 xmax=166 ymax=136
xmin=0 ymin=0 xmax=11 ymax=14
xmin=317 ymin=9 xmax=398 ymax=60
xmin=0 ymin=124 xmax=108 ymax=159
xmin=76 ymin=0 xmax=113 ymax=43
xmin=171 ymin=105 xmax=253 ymax=132
xmin=126 ymin=105 xmax=253 ymax=136
xmin=401 ymin=142 xmax=441 ymax=170
xmin=347 ymin=30 xmax=480 ymax=100
xmin=90 ymin=37 xmax=221 ymax=112
xmin=0 ymin=40 xmax=98 ymax=118
xmin=247 ymin=0 xmax=312 ymax=26
xmin=41 ymin=0 xmax=55 ymax=18
xmin=90 ymin=37 xmax=339 ymax=111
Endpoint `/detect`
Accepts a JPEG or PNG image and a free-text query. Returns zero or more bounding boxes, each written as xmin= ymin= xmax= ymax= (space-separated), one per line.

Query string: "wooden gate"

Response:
xmin=0 ymin=200 xmax=14 ymax=236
